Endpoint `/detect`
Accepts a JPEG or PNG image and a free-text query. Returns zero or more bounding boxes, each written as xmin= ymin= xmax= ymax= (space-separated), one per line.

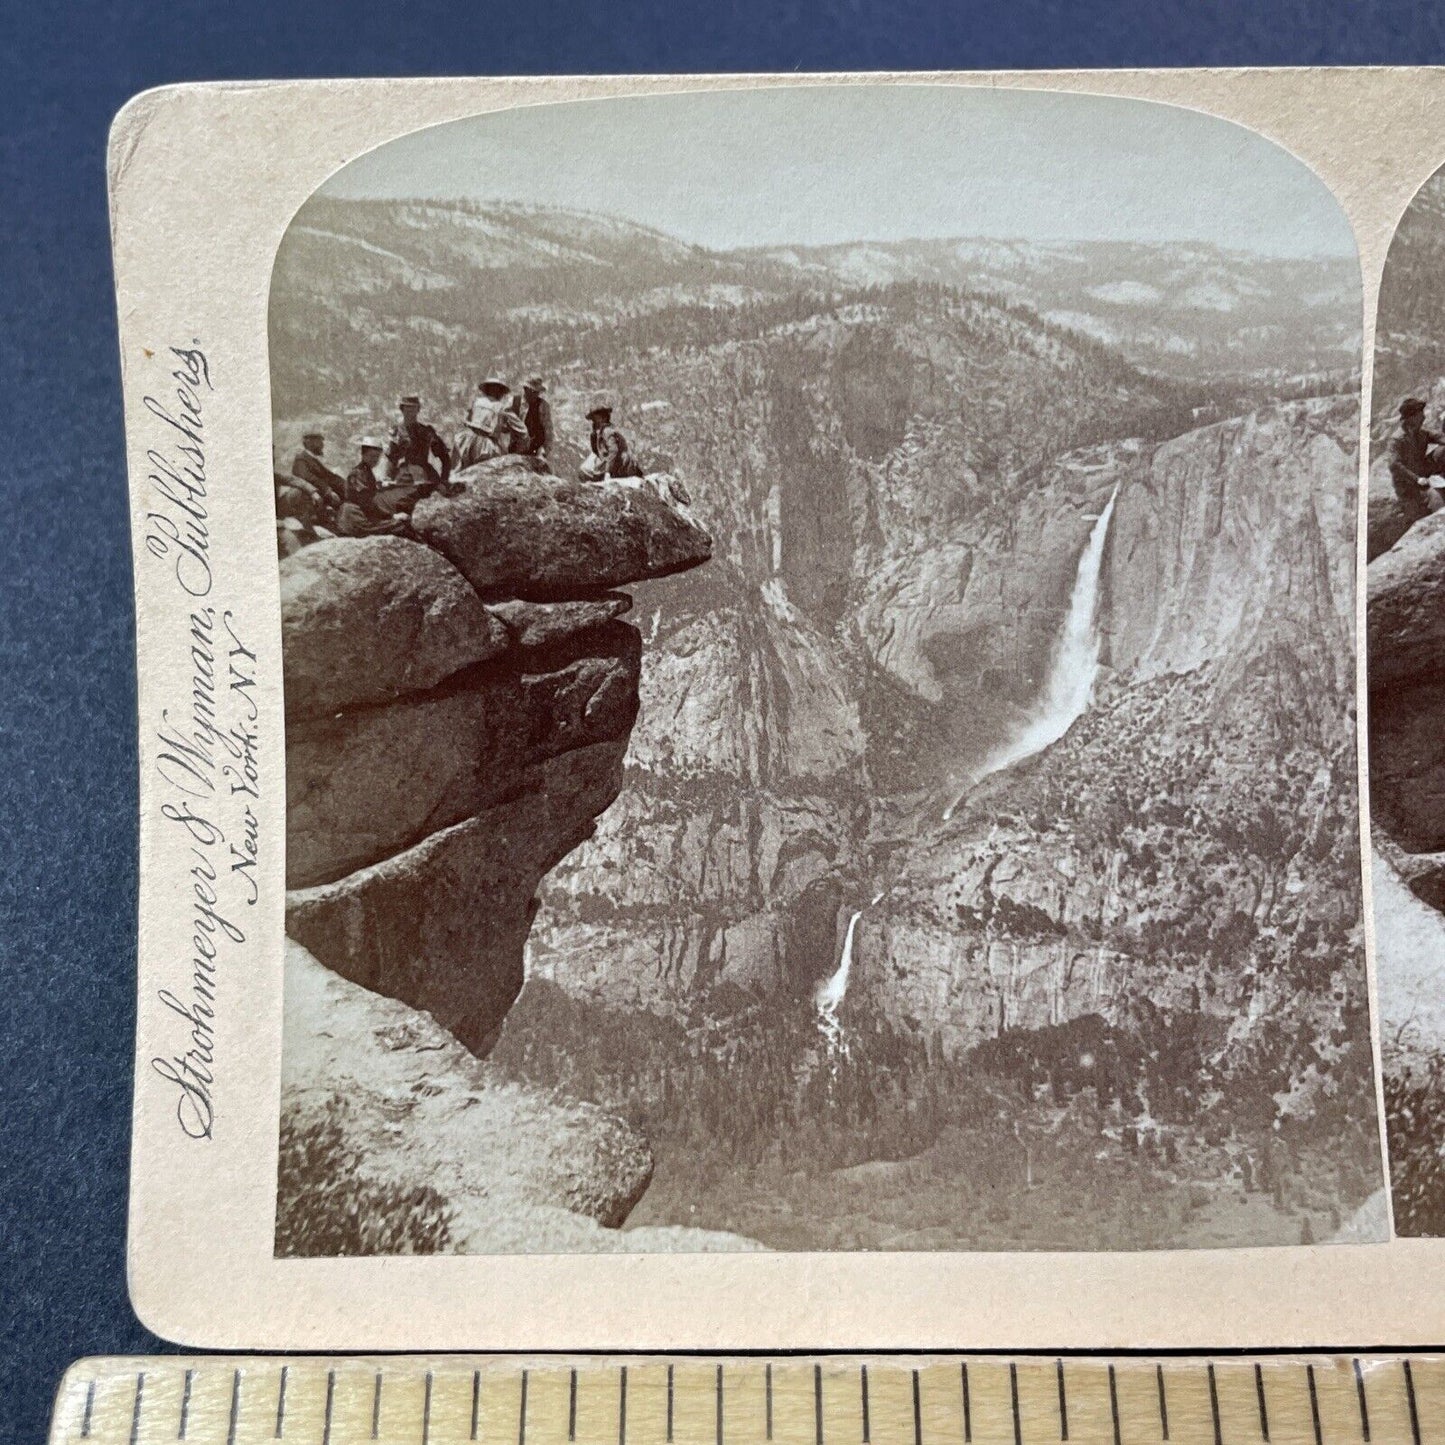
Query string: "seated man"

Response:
xmin=453 ymin=377 xmax=527 ymax=469
xmin=335 ymin=438 xmax=410 ymax=538
xmin=290 ymin=429 xmax=345 ymax=516
xmin=579 ymin=399 xmax=644 ymax=481
xmin=1389 ymin=396 xmax=1445 ymax=527
xmin=275 ymin=470 xmax=325 ymax=527
xmin=386 ymin=394 xmax=452 ymax=492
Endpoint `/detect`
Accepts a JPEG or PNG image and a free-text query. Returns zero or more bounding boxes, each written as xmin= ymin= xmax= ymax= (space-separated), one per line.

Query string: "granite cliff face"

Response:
xmin=282 ymin=458 xmax=712 ymax=1056
xmin=521 ymin=291 xmax=1229 ymax=1013
xmin=531 ymin=381 xmax=1365 ymax=1098
xmin=862 ymin=404 xmax=1361 ymax=1060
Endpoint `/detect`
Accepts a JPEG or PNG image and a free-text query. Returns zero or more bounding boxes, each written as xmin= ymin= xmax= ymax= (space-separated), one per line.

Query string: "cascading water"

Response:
xmin=814 ymin=889 xmax=885 ymax=1047
xmin=815 ymin=909 xmax=863 ymax=1054
xmin=944 ymin=484 xmax=1120 ymax=818
xmin=813 ymin=488 xmax=1120 ymax=1046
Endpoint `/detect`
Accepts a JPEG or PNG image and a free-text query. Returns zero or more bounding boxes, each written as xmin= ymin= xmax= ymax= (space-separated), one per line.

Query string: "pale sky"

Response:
xmin=321 ymin=85 xmax=1356 ymax=260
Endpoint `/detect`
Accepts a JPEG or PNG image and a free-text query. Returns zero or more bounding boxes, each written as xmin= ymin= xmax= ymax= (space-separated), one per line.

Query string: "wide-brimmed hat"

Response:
xmin=1401 ymin=397 xmax=1428 ymax=417
xmin=478 ymin=377 xmax=510 ymax=393
xmin=586 ymin=396 xmax=613 ymax=419
xmin=399 ymin=394 xmax=421 ymax=408
xmin=524 ymin=375 xmax=546 ymax=393
xmin=302 ymin=428 xmax=324 ymax=441
xmin=359 ymin=436 xmax=384 ymax=451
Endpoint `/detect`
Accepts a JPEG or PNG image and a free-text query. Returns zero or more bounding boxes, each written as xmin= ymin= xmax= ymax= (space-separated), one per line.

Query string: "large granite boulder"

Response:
xmin=1368 ymin=509 xmax=1445 ymax=877
xmin=286 ymin=738 xmax=628 ymax=1055
xmin=281 ymin=536 xmax=507 ymax=717
xmin=286 ymin=623 xmax=642 ymax=887
xmin=1367 ymin=451 xmax=1418 ymax=563
xmin=410 ymin=457 xmax=712 ymax=599
xmin=277 ymin=940 xmax=761 ymax=1254
xmin=1370 ymin=680 xmax=1445 ymax=854
xmin=1368 ymin=509 xmax=1445 ymax=692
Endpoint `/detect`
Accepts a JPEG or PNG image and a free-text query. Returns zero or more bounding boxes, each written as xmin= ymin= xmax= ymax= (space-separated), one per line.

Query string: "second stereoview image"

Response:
xmin=1369 ymin=156 xmax=1445 ymax=1240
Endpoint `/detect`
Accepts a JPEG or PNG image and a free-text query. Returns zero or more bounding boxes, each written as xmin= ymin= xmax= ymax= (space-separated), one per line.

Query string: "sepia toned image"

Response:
xmin=1368 ymin=160 xmax=1445 ymax=1238
xmin=268 ymin=84 xmax=1384 ymax=1258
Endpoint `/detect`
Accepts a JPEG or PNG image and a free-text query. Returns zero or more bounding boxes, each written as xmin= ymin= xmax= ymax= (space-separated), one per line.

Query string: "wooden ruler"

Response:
xmin=48 ymin=1356 xmax=1445 ymax=1445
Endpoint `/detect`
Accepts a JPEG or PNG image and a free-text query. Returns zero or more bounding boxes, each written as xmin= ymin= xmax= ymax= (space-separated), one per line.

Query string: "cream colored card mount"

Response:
xmin=111 ymin=70 xmax=1445 ymax=1350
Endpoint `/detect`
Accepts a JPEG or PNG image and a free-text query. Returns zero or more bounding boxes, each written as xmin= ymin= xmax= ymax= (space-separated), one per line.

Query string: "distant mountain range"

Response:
xmin=748 ymin=235 xmax=1358 ymax=383
xmin=270 ymin=199 xmax=1358 ymax=435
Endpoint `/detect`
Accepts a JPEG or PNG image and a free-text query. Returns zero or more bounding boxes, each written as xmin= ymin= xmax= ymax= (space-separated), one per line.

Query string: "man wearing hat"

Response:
xmin=1389 ymin=396 xmax=1445 ymax=527
xmin=289 ymin=429 xmax=346 ymax=514
xmin=580 ymin=397 xmax=643 ymax=482
xmin=515 ymin=374 xmax=555 ymax=463
xmin=385 ymin=395 xmax=452 ymax=489
xmin=336 ymin=438 xmax=408 ymax=538
xmin=453 ymin=377 xmax=527 ymax=470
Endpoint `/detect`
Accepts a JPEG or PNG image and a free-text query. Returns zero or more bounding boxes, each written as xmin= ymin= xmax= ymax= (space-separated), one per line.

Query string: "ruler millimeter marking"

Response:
xmin=50 ymin=1355 xmax=1445 ymax=1445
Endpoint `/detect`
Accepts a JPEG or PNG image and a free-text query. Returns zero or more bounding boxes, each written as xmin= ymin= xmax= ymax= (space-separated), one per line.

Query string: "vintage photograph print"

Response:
xmin=270 ymin=85 xmax=1384 ymax=1257
xmin=1369 ymin=158 xmax=1445 ymax=1238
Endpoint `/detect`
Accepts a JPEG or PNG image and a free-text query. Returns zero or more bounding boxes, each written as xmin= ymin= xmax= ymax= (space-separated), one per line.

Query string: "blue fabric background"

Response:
xmin=3 ymin=4 xmax=1444 ymax=1442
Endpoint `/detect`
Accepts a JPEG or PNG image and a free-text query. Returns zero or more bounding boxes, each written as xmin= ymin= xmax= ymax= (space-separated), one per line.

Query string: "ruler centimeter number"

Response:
xmin=49 ymin=1356 xmax=1445 ymax=1445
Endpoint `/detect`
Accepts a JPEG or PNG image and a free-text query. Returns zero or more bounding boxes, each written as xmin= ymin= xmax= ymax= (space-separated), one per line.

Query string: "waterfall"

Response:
xmin=815 ymin=909 xmax=863 ymax=1052
xmin=945 ymin=485 xmax=1119 ymax=818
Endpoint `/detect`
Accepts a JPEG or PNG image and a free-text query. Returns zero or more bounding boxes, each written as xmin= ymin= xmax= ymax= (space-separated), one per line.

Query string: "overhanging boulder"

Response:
xmin=1368 ymin=509 xmax=1445 ymax=692
xmin=286 ymin=738 xmax=629 ymax=1055
xmin=410 ymin=456 xmax=713 ymax=599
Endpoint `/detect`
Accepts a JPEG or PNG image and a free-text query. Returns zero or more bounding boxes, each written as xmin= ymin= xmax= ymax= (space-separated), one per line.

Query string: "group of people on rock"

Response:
xmin=1389 ymin=394 xmax=1445 ymax=526
xmin=275 ymin=378 xmax=645 ymax=551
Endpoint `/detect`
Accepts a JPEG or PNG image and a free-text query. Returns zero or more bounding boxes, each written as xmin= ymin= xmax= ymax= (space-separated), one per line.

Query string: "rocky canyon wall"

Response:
xmin=525 ymin=309 xmax=1200 ymax=1015
xmin=858 ymin=398 xmax=1366 ymax=1089
xmin=531 ymin=389 xmax=1365 ymax=1082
